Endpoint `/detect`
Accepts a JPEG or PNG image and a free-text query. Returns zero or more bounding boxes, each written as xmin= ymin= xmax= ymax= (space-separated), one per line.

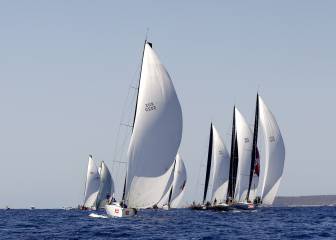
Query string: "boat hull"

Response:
xmin=208 ymin=203 xmax=231 ymax=211
xmin=105 ymin=204 xmax=136 ymax=217
xmin=232 ymin=202 xmax=256 ymax=210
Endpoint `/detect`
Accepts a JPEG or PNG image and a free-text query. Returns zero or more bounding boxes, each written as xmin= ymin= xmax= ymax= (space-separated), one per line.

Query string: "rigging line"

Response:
xmin=110 ymin=51 xmax=143 ymax=175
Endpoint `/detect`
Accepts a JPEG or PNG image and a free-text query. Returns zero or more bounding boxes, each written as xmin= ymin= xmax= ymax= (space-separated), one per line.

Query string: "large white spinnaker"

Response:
xmin=96 ymin=161 xmax=114 ymax=209
xmin=234 ymin=108 xmax=253 ymax=202
xmin=259 ymin=96 xmax=285 ymax=205
xmin=126 ymin=42 xmax=183 ymax=209
xmin=83 ymin=155 xmax=100 ymax=209
xmin=211 ymin=125 xmax=230 ymax=204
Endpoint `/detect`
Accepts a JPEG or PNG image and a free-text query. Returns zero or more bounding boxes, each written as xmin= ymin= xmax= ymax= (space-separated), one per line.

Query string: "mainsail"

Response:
xmin=234 ymin=108 xmax=253 ymax=202
xmin=202 ymin=123 xmax=213 ymax=204
xmin=211 ymin=125 xmax=230 ymax=204
xmin=126 ymin=42 xmax=183 ymax=208
xmin=83 ymin=155 xmax=100 ymax=209
xmin=259 ymin=95 xmax=285 ymax=205
xmin=227 ymin=107 xmax=238 ymax=201
xmin=96 ymin=161 xmax=114 ymax=209
xmin=246 ymin=95 xmax=260 ymax=202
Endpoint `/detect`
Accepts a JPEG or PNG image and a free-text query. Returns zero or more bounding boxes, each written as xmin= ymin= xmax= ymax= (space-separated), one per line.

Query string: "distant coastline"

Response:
xmin=273 ymin=195 xmax=336 ymax=207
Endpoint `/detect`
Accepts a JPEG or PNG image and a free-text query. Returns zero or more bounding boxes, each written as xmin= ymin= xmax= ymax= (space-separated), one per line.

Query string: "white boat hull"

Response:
xmin=105 ymin=204 xmax=136 ymax=217
xmin=232 ymin=202 xmax=256 ymax=210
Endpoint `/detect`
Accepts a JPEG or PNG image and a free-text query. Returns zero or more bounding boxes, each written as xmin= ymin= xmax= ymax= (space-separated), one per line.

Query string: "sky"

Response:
xmin=1 ymin=1 xmax=336 ymax=208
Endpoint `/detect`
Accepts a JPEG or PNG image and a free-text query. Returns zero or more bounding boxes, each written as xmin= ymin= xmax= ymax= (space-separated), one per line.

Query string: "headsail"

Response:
xmin=83 ymin=155 xmax=100 ymax=209
xmin=126 ymin=42 xmax=183 ymax=208
xmin=259 ymin=96 xmax=285 ymax=205
xmin=211 ymin=125 xmax=230 ymax=204
xmin=170 ymin=153 xmax=187 ymax=204
xmin=234 ymin=108 xmax=253 ymax=202
xmin=96 ymin=161 xmax=114 ymax=209
xmin=157 ymin=153 xmax=187 ymax=208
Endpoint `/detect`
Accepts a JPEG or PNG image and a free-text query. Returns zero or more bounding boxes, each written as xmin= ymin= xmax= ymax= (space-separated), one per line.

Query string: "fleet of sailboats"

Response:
xmin=80 ymin=41 xmax=285 ymax=217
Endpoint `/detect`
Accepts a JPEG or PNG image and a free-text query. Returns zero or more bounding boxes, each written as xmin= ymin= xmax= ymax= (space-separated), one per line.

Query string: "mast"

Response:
xmin=203 ymin=123 xmax=213 ymax=204
xmin=246 ymin=94 xmax=259 ymax=201
xmin=227 ymin=107 xmax=238 ymax=202
xmin=122 ymin=40 xmax=151 ymax=201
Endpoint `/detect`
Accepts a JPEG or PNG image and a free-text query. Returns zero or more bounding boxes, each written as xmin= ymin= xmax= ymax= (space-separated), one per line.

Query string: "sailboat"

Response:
xmin=105 ymin=40 xmax=183 ymax=217
xmin=227 ymin=107 xmax=256 ymax=210
xmin=158 ymin=153 xmax=187 ymax=210
xmin=210 ymin=124 xmax=231 ymax=210
xmin=255 ymin=94 xmax=285 ymax=205
xmin=82 ymin=155 xmax=100 ymax=210
xmin=96 ymin=161 xmax=114 ymax=209
xmin=192 ymin=123 xmax=230 ymax=211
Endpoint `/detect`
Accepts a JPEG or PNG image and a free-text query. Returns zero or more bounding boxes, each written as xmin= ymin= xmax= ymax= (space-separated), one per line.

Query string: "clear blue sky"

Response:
xmin=1 ymin=1 xmax=335 ymax=208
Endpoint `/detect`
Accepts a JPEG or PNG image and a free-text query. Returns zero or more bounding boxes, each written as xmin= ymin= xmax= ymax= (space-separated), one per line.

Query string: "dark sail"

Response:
xmin=227 ymin=107 xmax=239 ymax=201
xmin=203 ymin=123 xmax=213 ymax=204
xmin=122 ymin=174 xmax=127 ymax=201
xmin=246 ymin=94 xmax=259 ymax=201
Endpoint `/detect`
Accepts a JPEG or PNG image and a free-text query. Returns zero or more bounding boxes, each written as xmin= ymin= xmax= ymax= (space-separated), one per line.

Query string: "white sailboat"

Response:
xmin=82 ymin=155 xmax=100 ymax=210
xmin=192 ymin=123 xmax=230 ymax=211
xmin=233 ymin=108 xmax=256 ymax=210
xmin=258 ymin=95 xmax=285 ymax=205
xmin=105 ymin=40 xmax=183 ymax=217
xmin=226 ymin=107 xmax=256 ymax=210
xmin=96 ymin=161 xmax=114 ymax=209
xmin=158 ymin=153 xmax=187 ymax=210
xmin=210 ymin=125 xmax=231 ymax=210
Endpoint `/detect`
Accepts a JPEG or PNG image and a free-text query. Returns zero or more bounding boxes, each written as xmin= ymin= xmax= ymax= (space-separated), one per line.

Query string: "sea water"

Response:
xmin=0 ymin=206 xmax=335 ymax=239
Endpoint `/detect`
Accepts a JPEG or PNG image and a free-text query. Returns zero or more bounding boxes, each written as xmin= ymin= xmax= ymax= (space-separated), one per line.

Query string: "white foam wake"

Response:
xmin=88 ymin=213 xmax=108 ymax=219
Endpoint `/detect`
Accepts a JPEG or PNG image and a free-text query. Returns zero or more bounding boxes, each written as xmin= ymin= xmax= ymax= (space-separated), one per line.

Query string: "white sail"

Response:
xmin=170 ymin=153 xmax=187 ymax=203
xmin=157 ymin=153 xmax=187 ymax=208
xmin=234 ymin=108 xmax=253 ymax=202
xmin=126 ymin=42 xmax=183 ymax=209
xmin=96 ymin=161 xmax=114 ymax=209
xmin=259 ymin=96 xmax=285 ymax=205
xmin=171 ymin=187 xmax=186 ymax=208
xmin=83 ymin=155 xmax=100 ymax=209
xmin=211 ymin=125 xmax=230 ymax=204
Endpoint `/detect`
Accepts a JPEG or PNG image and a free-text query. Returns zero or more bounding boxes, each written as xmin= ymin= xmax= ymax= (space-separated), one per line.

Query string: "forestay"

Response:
xmin=126 ymin=42 xmax=183 ymax=208
xmin=259 ymin=96 xmax=285 ymax=205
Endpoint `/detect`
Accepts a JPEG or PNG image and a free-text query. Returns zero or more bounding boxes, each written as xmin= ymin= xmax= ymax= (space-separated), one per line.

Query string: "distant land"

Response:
xmin=273 ymin=195 xmax=336 ymax=207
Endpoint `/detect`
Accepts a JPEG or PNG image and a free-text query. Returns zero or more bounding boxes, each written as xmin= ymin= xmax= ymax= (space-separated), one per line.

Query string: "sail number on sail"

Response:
xmin=145 ymin=102 xmax=157 ymax=112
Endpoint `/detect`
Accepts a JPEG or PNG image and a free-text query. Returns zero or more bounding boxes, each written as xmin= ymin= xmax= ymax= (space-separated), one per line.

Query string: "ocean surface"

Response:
xmin=0 ymin=206 xmax=335 ymax=239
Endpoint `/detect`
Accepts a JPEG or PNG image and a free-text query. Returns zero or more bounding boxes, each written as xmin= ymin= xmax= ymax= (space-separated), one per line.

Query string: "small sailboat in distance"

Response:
xmin=96 ymin=161 xmax=114 ymax=209
xmin=192 ymin=123 xmax=230 ymax=211
xmin=81 ymin=155 xmax=100 ymax=210
xmin=105 ymin=40 xmax=183 ymax=217
xmin=158 ymin=153 xmax=187 ymax=210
